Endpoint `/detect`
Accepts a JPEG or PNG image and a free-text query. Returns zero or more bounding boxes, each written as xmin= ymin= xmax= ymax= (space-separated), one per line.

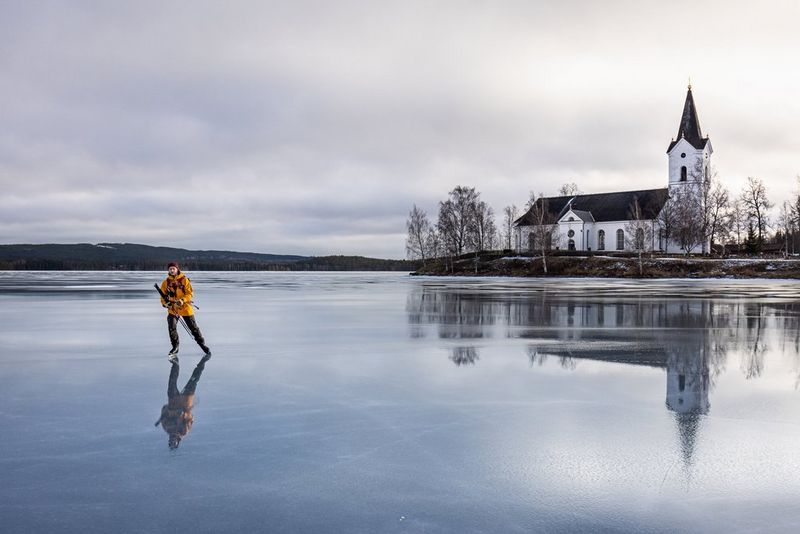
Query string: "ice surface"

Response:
xmin=1 ymin=272 xmax=800 ymax=533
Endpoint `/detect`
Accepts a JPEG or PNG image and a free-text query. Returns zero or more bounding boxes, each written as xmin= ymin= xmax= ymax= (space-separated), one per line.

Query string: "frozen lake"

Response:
xmin=2 ymin=271 xmax=800 ymax=533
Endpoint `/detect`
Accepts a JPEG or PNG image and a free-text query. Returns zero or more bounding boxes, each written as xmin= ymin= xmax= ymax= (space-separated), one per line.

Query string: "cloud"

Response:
xmin=1 ymin=1 xmax=799 ymax=257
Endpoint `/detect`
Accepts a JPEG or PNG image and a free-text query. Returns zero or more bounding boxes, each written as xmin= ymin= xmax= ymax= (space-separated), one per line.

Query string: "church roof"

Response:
xmin=667 ymin=86 xmax=709 ymax=152
xmin=568 ymin=209 xmax=595 ymax=222
xmin=515 ymin=188 xmax=669 ymax=226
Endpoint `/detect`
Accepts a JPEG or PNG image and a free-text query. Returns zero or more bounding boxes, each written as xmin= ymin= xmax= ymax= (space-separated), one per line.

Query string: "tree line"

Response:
xmin=407 ymin=186 xmax=522 ymax=271
xmin=0 ymin=257 xmax=420 ymax=271
xmin=408 ymin=172 xmax=798 ymax=268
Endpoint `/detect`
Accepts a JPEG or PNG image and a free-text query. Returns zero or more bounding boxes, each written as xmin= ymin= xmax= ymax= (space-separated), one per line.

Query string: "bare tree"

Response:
xmin=437 ymin=186 xmax=479 ymax=258
xmin=502 ymin=204 xmax=518 ymax=250
xmin=790 ymin=175 xmax=800 ymax=254
xmin=707 ymin=180 xmax=731 ymax=253
xmin=729 ymin=198 xmax=748 ymax=249
xmin=740 ymin=176 xmax=773 ymax=247
xmin=558 ymin=182 xmax=581 ymax=197
xmin=425 ymin=228 xmax=441 ymax=261
xmin=526 ymin=192 xmax=560 ymax=274
xmin=625 ymin=198 xmax=653 ymax=276
xmin=406 ymin=204 xmax=432 ymax=263
xmin=667 ymin=184 xmax=705 ymax=254
xmin=657 ymin=192 xmax=677 ymax=251
xmin=777 ymin=201 xmax=792 ymax=257
xmin=470 ymin=200 xmax=497 ymax=252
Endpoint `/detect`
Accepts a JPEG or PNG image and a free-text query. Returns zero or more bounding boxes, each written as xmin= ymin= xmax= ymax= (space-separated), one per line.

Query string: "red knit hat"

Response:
xmin=167 ymin=262 xmax=179 ymax=270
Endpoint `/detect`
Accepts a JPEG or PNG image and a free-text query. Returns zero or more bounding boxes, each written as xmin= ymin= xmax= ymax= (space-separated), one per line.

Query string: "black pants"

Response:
xmin=168 ymin=357 xmax=208 ymax=398
xmin=167 ymin=314 xmax=207 ymax=351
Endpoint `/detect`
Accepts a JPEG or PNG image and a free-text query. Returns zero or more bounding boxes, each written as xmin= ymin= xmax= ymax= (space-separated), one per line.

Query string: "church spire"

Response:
xmin=676 ymin=85 xmax=704 ymax=149
xmin=667 ymin=85 xmax=709 ymax=153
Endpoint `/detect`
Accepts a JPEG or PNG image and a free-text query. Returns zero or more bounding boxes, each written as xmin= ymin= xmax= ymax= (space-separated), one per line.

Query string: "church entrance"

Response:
xmin=568 ymin=239 xmax=575 ymax=251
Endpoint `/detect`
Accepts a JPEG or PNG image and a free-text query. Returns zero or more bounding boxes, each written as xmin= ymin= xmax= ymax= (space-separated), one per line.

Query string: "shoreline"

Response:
xmin=412 ymin=253 xmax=800 ymax=279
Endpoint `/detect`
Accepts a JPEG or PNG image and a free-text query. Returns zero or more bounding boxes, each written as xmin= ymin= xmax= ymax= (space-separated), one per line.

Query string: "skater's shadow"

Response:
xmin=155 ymin=355 xmax=210 ymax=449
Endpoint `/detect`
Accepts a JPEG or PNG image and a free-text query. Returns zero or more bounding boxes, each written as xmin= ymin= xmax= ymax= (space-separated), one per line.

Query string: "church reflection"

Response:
xmin=407 ymin=285 xmax=800 ymax=471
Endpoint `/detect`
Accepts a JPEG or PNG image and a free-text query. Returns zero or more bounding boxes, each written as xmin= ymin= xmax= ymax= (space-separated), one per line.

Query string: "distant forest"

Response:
xmin=0 ymin=244 xmax=420 ymax=272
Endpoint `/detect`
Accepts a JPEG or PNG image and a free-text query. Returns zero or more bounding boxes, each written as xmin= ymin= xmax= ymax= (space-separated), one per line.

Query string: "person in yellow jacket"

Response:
xmin=160 ymin=262 xmax=211 ymax=361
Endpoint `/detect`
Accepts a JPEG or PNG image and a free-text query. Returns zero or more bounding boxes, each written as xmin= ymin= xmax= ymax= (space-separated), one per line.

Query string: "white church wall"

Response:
xmin=668 ymin=138 xmax=711 ymax=188
xmin=516 ymin=220 xmax=662 ymax=253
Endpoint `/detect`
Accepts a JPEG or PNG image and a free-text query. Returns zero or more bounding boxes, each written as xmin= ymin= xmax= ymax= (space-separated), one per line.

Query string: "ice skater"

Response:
xmin=158 ymin=262 xmax=211 ymax=361
xmin=155 ymin=355 xmax=210 ymax=449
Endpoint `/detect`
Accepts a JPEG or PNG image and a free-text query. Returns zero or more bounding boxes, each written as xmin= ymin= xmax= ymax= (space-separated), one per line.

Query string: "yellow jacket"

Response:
xmin=160 ymin=272 xmax=195 ymax=316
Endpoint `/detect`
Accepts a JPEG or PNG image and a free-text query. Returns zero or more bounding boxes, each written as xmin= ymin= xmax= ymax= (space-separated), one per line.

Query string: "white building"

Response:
xmin=514 ymin=85 xmax=712 ymax=254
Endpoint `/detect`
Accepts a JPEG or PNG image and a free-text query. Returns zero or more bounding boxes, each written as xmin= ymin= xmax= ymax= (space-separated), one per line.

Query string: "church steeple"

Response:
xmin=677 ymin=85 xmax=704 ymax=148
xmin=667 ymin=85 xmax=709 ymax=153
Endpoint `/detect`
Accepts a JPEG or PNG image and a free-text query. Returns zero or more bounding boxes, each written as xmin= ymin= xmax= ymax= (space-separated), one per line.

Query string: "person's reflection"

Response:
xmin=155 ymin=355 xmax=210 ymax=449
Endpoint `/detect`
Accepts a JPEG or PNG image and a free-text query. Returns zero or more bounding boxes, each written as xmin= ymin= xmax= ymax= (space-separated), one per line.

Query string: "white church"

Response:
xmin=514 ymin=85 xmax=712 ymax=254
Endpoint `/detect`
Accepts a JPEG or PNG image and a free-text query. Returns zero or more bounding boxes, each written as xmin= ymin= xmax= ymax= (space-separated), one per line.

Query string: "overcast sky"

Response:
xmin=1 ymin=1 xmax=799 ymax=258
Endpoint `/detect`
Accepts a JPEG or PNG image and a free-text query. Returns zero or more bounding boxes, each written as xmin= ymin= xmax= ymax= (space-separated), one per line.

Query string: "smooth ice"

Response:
xmin=2 ymin=272 xmax=800 ymax=533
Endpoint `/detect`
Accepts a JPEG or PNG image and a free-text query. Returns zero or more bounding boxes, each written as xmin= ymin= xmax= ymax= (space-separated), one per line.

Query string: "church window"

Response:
xmin=681 ymin=153 xmax=686 ymax=158
xmin=635 ymin=228 xmax=644 ymax=250
xmin=567 ymin=229 xmax=575 ymax=238
xmin=616 ymin=229 xmax=624 ymax=250
xmin=680 ymin=166 xmax=687 ymax=181
xmin=598 ymin=230 xmax=605 ymax=250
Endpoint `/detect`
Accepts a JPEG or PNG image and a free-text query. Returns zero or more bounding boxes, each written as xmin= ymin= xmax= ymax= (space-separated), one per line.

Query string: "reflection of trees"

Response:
xmin=407 ymin=284 xmax=799 ymax=384
xmin=406 ymin=288 xmax=501 ymax=340
xmin=527 ymin=347 xmax=547 ymax=367
xmin=408 ymin=283 xmax=800 ymax=481
xmin=450 ymin=346 xmax=479 ymax=366
xmin=770 ymin=302 xmax=800 ymax=389
xmin=740 ymin=303 xmax=767 ymax=380
xmin=527 ymin=347 xmax=576 ymax=370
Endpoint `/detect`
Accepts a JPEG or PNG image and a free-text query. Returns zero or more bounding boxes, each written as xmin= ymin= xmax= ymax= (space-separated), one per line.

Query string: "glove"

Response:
xmin=176 ymin=299 xmax=185 ymax=307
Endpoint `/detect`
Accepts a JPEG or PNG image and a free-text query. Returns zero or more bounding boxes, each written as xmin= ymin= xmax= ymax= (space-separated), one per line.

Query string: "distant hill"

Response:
xmin=0 ymin=243 xmax=420 ymax=271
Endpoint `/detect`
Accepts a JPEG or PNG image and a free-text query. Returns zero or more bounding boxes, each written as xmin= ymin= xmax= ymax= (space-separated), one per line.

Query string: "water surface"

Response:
xmin=1 ymin=272 xmax=799 ymax=533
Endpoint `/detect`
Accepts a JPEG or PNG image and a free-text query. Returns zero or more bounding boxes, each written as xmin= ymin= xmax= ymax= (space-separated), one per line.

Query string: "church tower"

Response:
xmin=667 ymin=85 xmax=713 ymax=191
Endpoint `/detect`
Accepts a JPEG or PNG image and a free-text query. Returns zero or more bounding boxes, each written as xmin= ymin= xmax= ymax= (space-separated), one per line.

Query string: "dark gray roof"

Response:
xmin=567 ymin=209 xmax=594 ymax=222
xmin=515 ymin=188 xmax=669 ymax=226
xmin=667 ymin=86 xmax=709 ymax=152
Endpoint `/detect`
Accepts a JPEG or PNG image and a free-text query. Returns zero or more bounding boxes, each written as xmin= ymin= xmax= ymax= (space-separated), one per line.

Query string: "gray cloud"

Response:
xmin=2 ymin=1 xmax=799 ymax=258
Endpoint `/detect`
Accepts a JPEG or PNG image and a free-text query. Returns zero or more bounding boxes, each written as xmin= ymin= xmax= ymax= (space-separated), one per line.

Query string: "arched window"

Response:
xmin=598 ymin=230 xmax=605 ymax=250
xmin=635 ymin=228 xmax=644 ymax=250
xmin=528 ymin=233 xmax=535 ymax=251
xmin=616 ymin=229 xmax=624 ymax=250
xmin=680 ymin=166 xmax=687 ymax=182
